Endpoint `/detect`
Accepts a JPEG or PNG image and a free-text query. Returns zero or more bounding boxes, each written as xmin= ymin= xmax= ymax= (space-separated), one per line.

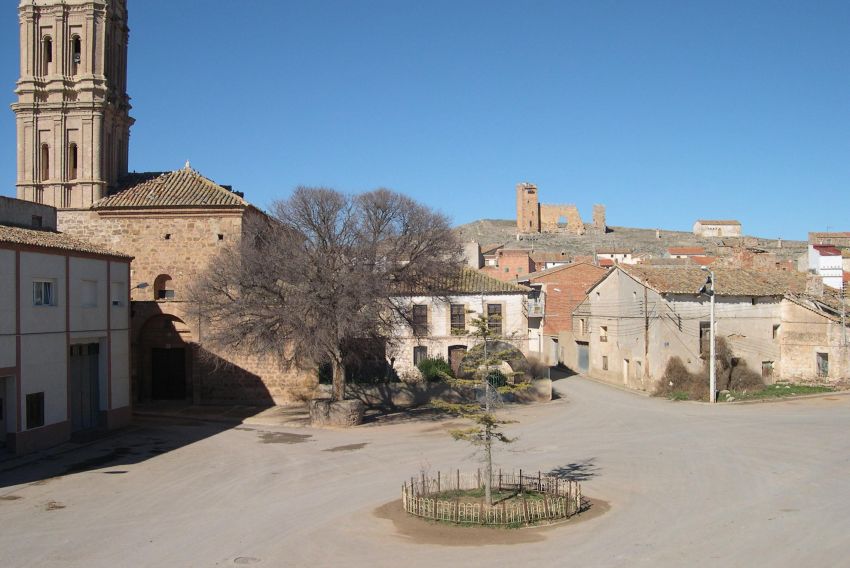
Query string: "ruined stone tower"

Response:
xmin=516 ymin=182 xmax=540 ymax=233
xmin=13 ymin=0 xmax=133 ymax=209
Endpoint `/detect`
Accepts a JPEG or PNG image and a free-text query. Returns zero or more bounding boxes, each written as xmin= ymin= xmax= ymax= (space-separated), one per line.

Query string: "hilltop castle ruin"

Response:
xmin=515 ymin=182 xmax=606 ymax=235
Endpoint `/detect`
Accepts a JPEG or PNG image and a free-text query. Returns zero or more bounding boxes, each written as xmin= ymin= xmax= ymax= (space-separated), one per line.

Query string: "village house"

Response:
xmin=11 ymin=0 xmax=315 ymax=406
xmin=515 ymin=262 xmax=607 ymax=365
xmin=595 ymin=248 xmax=636 ymax=266
xmin=390 ymin=269 xmax=530 ymax=378
xmin=0 ymin=197 xmax=132 ymax=453
xmin=693 ymin=220 xmax=742 ymax=237
xmin=570 ymin=265 xmax=821 ymax=392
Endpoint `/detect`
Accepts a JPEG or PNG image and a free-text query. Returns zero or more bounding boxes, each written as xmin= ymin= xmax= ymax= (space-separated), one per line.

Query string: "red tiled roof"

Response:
xmin=668 ymin=247 xmax=705 ymax=256
xmin=691 ymin=256 xmax=716 ymax=266
xmin=598 ymin=259 xmax=615 ymax=267
xmin=813 ymin=245 xmax=842 ymax=256
xmin=95 ymin=168 xmax=248 ymax=209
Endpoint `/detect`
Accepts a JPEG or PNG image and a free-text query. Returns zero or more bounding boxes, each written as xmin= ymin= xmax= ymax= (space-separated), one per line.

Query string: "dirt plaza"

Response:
xmin=2 ymin=377 xmax=849 ymax=567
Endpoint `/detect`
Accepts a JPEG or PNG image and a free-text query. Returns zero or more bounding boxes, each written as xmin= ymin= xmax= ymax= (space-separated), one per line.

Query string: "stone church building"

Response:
xmin=12 ymin=0 xmax=315 ymax=405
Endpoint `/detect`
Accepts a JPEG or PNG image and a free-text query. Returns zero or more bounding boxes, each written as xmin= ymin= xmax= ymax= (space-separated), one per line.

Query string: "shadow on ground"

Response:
xmin=547 ymin=458 xmax=600 ymax=481
xmin=0 ymin=415 xmax=233 ymax=489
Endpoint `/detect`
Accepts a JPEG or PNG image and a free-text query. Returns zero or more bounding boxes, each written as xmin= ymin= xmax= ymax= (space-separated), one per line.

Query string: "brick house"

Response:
xmin=515 ymin=263 xmax=607 ymax=365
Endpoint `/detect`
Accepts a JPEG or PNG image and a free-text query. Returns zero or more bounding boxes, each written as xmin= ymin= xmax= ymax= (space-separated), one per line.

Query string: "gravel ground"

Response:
xmin=1 ymin=376 xmax=849 ymax=567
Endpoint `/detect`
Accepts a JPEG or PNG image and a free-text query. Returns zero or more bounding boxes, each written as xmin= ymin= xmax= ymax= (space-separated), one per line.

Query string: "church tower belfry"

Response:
xmin=12 ymin=0 xmax=133 ymax=209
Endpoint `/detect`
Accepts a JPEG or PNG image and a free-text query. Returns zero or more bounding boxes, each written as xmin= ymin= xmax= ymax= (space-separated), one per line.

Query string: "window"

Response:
xmin=41 ymin=36 xmax=52 ymax=75
xmin=71 ymin=35 xmax=81 ymax=74
xmin=817 ymin=352 xmax=829 ymax=378
xmin=413 ymin=346 xmax=427 ymax=366
xmin=578 ymin=318 xmax=586 ymax=335
xmin=164 ymin=233 xmax=171 ymax=240
xmin=68 ymin=143 xmax=78 ymax=179
xmin=31 ymin=215 xmax=42 ymax=228
xmin=487 ymin=304 xmax=502 ymax=336
xmin=751 ymin=297 xmax=757 ymax=306
xmin=762 ymin=361 xmax=774 ymax=380
xmin=602 ymin=356 xmax=608 ymax=371
xmin=600 ymin=326 xmax=608 ymax=342
xmin=26 ymin=392 xmax=45 ymax=429
xmin=217 ymin=234 xmax=224 ymax=241
xmin=111 ymin=281 xmax=125 ymax=306
xmin=412 ymin=304 xmax=428 ymax=335
xmin=33 ymin=280 xmax=55 ymax=306
xmin=699 ymin=321 xmax=711 ymax=354
xmin=40 ymin=144 xmax=50 ymax=181
xmin=450 ymin=304 xmax=465 ymax=332
xmin=772 ymin=324 xmax=780 ymax=340
xmin=81 ymin=279 xmax=97 ymax=307
xmin=154 ymin=274 xmax=175 ymax=300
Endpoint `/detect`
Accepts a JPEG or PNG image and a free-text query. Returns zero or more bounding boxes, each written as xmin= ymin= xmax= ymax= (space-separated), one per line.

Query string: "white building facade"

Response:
xmin=0 ymin=205 xmax=131 ymax=454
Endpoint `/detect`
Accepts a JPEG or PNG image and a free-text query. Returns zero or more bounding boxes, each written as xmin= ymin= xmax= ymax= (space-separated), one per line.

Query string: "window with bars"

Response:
xmin=412 ymin=305 xmax=428 ymax=335
xmin=487 ymin=304 xmax=502 ymax=336
xmin=450 ymin=304 xmax=465 ymax=332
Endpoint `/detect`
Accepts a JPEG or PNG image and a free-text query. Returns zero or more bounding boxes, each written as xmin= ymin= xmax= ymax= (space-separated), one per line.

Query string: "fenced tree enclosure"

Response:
xmin=402 ymin=470 xmax=584 ymax=526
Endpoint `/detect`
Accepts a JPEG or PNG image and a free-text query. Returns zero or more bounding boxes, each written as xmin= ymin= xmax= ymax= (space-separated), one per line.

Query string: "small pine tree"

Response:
xmin=432 ymin=312 xmax=528 ymax=505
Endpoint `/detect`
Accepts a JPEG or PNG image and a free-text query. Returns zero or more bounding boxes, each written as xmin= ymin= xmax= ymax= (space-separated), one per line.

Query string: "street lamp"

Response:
xmin=700 ymin=266 xmax=716 ymax=403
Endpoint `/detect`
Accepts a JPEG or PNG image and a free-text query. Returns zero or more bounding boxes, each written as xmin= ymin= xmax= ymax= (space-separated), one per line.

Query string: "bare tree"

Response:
xmin=189 ymin=187 xmax=462 ymax=401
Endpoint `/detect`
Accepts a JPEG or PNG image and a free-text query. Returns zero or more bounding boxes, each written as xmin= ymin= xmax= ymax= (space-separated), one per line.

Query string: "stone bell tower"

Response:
xmin=12 ymin=0 xmax=133 ymax=209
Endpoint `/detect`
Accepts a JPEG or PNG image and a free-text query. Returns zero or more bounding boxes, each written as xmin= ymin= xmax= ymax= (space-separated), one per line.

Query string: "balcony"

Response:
xmin=527 ymin=297 xmax=545 ymax=318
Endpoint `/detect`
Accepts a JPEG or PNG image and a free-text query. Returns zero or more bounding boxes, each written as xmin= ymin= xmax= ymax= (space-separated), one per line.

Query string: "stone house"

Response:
xmin=571 ymin=265 xmax=809 ymax=391
xmin=693 ymin=220 xmax=742 ymax=238
xmin=390 ymin=269 xmax=530 ymax=378
xmin=480 ymin=248 xmax=536 ymax=282
xmin=515 ymin=262 xmax=607 ymax=365
xmin=0 ymin=197 xmax=131 ymax=453
xmin=781 ymin=290 xmax=849 ymax=384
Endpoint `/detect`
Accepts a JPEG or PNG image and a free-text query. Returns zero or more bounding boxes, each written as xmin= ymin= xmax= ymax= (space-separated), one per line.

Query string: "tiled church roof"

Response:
xmin=0 ymin=225 xmax=132 ymax=258
xmin=95 ymin=166 xmax=247 ymax=209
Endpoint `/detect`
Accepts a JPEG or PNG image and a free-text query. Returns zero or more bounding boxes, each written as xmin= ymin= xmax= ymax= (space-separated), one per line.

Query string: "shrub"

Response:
xmin=653 ymin=356 xmax=708 ymax=401
xmin=417 ymin=356 xmax=454 ymax=382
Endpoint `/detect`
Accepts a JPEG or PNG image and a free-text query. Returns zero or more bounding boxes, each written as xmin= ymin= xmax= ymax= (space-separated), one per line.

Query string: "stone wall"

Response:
xmin=593 ymin=204 xmax=607 ymax=233
xmin=780 ymin=299 xmax=850 ymax=385
xmin=58 ymin=208 xmax=242 ymax=301
xmin=539 ymin=204 xmax=585 ymax=235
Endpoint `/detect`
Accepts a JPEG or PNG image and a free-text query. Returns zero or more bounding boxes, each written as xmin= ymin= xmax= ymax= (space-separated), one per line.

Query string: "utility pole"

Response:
xmin=701 ymin=267 xmax=717 ymax=403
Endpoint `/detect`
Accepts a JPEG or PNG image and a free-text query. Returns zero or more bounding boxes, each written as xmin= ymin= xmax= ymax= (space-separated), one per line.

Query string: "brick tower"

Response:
xmin=13 ymin=0 xmax=133 ymax=209
xmin=516 ymin=182 xmax=540 ymax=233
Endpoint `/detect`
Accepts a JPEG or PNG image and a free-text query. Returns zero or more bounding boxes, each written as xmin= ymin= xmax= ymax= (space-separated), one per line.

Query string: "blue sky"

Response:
xmin=1 ymin=1 xmax=848 ymax=240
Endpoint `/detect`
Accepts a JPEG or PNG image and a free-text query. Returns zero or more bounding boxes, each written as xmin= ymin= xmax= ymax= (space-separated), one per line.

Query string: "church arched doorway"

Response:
xmin=138 ymin=314 xmax=194 ymax=401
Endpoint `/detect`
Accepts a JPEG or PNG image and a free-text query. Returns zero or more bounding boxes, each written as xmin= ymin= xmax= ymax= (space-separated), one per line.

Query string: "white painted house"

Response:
xmin=0 ymin=198 xmax=132 ymax=454
xmin=808 ymin=244 xmax=844 ymax=290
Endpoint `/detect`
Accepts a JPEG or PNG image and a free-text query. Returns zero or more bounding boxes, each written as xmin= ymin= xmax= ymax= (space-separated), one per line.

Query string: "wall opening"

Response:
xmin=68 ymin=143 xmax=78 ymax=179
xmin=40 ymin=144 xmax=50 ymax=181
xmin=71 ymin=35 xmax=81 ymax=74
xmin=41 ymin=36 xmax=53 ymax=75
xmin=154 ymin=274 xmax=175 ymax=300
